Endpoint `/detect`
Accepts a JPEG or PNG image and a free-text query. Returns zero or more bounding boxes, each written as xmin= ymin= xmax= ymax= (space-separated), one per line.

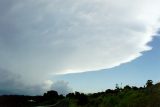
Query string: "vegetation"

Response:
xmin=0 ymin=80 xmax=160 ymax=107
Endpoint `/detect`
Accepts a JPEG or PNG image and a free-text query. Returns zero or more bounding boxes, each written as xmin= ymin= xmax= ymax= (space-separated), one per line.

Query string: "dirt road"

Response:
xmin=35 ymin=100 xmax=69 ymax=107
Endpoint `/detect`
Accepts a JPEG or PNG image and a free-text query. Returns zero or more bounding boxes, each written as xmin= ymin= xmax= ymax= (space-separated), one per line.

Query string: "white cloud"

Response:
xmin=0 ymin=0 xmax=160 ymax=86
xmin=51 ymin=81 xmax=73 ymax=95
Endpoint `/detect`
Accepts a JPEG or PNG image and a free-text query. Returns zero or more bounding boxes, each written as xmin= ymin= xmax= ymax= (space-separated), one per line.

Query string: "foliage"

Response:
xmin=0 ymin=80 xmax=160 ymax=107
xmin=67 ymin=80 xmax=160 ymax=107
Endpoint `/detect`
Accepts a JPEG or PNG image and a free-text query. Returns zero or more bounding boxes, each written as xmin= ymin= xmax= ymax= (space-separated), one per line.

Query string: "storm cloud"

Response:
xmin=0 ymin=68 xmax=53 ymax=95
xmin=0 ymin=0 xmax=160 ymax=94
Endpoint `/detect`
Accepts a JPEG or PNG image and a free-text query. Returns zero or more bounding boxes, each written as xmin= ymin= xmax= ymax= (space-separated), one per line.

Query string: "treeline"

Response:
xmin=66 ymin=80 xmax=160 ymax=107
xmin=0 ymin=80 xmax=160 ymax=107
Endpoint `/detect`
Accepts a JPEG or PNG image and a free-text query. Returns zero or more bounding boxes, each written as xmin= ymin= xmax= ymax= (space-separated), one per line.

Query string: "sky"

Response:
xmin=0 ymin=0 xmax=160 ymax=95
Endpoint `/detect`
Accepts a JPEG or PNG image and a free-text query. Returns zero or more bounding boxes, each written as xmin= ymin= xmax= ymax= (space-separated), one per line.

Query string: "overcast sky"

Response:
xmin=0 ymin=0 xmax=160 ymax=95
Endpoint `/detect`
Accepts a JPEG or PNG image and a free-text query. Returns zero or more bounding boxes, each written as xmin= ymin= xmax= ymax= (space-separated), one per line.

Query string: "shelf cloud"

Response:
xmin=0 ymin=0 xmax=160 ymax=94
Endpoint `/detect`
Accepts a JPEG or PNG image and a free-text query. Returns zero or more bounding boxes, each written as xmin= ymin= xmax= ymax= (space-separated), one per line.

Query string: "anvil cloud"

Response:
xmin=0 ymin=0 xmax=160 ymax=94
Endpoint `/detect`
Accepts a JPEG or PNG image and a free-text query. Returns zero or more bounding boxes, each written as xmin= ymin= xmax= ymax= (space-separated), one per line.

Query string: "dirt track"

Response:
xmin=36 ymin=100 xmax=69 ymax=107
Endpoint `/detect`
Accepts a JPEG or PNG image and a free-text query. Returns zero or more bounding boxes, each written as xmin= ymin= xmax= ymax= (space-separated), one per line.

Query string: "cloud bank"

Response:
xmin=0 ymin=68 xmax=44 ymax=95
xmin=0 ymin=0 xmax=160 ymax=94
xmin=0 ymin=68 xmax=72 ymax=95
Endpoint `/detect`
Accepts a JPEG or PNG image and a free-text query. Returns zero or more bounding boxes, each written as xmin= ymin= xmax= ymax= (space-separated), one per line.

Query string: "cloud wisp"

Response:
xmin=0 ymin=0 xmax=160 ymax=94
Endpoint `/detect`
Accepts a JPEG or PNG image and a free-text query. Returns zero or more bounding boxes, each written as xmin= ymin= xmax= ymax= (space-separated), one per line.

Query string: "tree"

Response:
xmin=146 ymin=80 xmax=153 ymax=88
xmin=132 ymin=86 xmax=138 ymax=90
xmin=115 ymin=83 xmax=119 ymax=89
xmin=123 ymin=85 xmax=131 ymax=91
xmin=66 ymin=93 xmax=75 ymax=98
xmin=43 ymin=90 xmax=58 ymax=99
xmin=77 ymin=93 xmax=88 ymax=105
xmin=105 ymin=89 xmax=114 ymax=94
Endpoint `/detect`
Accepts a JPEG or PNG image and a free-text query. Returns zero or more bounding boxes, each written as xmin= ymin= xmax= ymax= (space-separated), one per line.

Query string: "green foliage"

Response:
xmin=67 ymin=80 xmax=160 ymax=107
xmin=146 ymin=80 xmax=153 ymax=88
